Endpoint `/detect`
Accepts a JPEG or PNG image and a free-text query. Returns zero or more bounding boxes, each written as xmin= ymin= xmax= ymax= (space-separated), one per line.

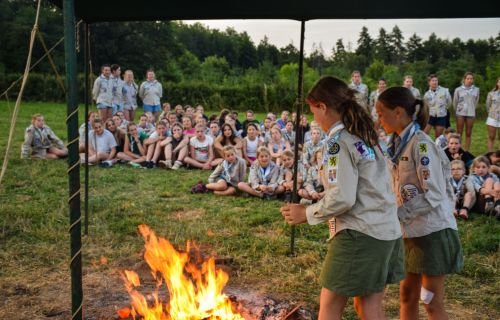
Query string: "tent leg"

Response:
xmin=63 ymin=0 xmax=83 ymax=319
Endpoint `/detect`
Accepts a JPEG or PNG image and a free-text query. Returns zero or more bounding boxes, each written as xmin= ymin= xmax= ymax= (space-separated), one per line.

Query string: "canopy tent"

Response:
xmin=50 ymin=0 xmax=496 ymax=21
xmin=47 ymin=1 xmax=498 ymax=319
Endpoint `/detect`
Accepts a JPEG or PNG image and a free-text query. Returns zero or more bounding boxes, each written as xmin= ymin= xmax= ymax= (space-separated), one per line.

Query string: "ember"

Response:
xmin=119 ymin=224 xmax=244 ymax=320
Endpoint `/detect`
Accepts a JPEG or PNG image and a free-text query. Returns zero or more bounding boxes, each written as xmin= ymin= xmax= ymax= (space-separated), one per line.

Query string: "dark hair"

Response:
xmin=307 ymin=76 xmax=378 ymax=147
xmin=463 ymin=72 xmax=474 ymax=80
xmin=246 ymin=122 xmax=259 ymax=131
xmin=377 ymin=87 xmax=429 ymax=129
xmin=220 ymin=123 xmax=237 ymax=145
xmin=427 ymin=73 xmax=438 ymax=81
xmin=110 ymin=64 xmax=120 ymax=72
xmin=101 ymin=64 xmax=110 ymax=71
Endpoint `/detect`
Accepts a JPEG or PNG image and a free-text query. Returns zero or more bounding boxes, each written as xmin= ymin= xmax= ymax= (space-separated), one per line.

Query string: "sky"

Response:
xmin=184 ymin=18 xmax=500 ymax=55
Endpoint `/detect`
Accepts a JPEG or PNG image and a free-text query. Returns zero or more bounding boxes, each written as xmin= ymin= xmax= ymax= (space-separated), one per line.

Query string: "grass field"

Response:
xmin=0 ymin=101 xmax=498 ymax=319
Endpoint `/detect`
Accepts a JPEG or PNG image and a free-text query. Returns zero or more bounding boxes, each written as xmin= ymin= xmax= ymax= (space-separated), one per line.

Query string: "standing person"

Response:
xmin=376 ymin=86 xmax=463 ymax=320
xmin=348 ymin=70 xmax=369 ymax=112
xmin=92 ymin=64 xmax=113 ymax=121
xmin=423 ymin=74 xmax=452 ymax=139
xmin=21 ymin=113 xmax=68 ymax=159
xmin=122 ymin=70 xmax=138 ymax=122
xmin=454 ymin=72 xmax=480 ymax=151
xmin=486 ymin=78 xmax=500 ymax=152
xmin=403 ymin=75 xmax=421 ymax=99
xmin=281 ymin=76 xmax=403 ymax=320
xmin=110 ymin=64 xmax=124 ymax=116
xmin=369 ymin=78 xmax=387 ymax=127
xmin=139 ymin=69 xmax=162 ymax=120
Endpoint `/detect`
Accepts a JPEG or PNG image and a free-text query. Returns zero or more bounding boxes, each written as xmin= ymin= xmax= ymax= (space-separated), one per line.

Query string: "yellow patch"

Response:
xmin=419 ymin=143 xmax=428 ymax=154
xmin=328 ymin=155 xmax=338 ymax=168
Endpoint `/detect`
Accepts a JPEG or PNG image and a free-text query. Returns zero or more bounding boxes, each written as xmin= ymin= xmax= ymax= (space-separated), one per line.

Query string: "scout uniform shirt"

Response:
xmin=248 ymin=161 xmax=280 ymax=192
xmin=453 ymin=85 xmax=479 ymax=117
xmin=424 ymin=86 xmax=451 ymax=117
xmin=139 ymin=80 xmax=163 ymax=106
xmin=407 ymin=86 xmax=421 ymax=100
xmin=21 ymin=125 xmax=65 ymax=159
xmin=486 ymin=90 xmax=500 ymax=122
xmin=111 ymin=75 xmax=125 ymax=107
xmin=305 ymin=122 xmax=401 ymax=241
xmin=92 ymin=74 xmax=113 ymax=107
xmin=387 ymin=122 xmax=457 ymax=238
xmin=208 ymin=157 xmax=247 ymax=187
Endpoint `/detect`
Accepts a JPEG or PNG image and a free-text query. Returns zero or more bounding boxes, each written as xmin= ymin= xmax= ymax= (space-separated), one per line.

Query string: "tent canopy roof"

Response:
xmin=49 ymin=0 xmax=497 ymax=22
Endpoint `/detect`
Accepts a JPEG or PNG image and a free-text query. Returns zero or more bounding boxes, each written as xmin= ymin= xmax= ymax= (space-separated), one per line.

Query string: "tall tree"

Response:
xmin=374 ymin=28 xmax=392 ymax=64
xmin=389 ymin=25 xmax=405 ymax=65
xmin=406 ymin=33 xmax=425 ymax=62
xmin=356 ymin=26 xmax=374 ymax=62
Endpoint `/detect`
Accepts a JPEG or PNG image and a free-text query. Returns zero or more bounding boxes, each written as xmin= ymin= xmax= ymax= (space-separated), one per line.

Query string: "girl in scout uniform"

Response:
xmin=280 ymin=76 xmax=403 ymax=320
xmin=21 ymin=113 xmax=68 ymax=159
xmin=453 ymin=72 xmax=480 ymax=151
xmin=376 ymin=86 xmax=463 ymax=320
xmin=238 ymin=146 xmax=283 ymax=199
xmin=486 ymin=78 xmax=500 ymax=152
xmin=423 ymin=74 xmax=452 ymax=139
xmin=206 ymin=145 xmax=247 ymax=196
xmin=298 ymin=149 xmax=325 ymax=202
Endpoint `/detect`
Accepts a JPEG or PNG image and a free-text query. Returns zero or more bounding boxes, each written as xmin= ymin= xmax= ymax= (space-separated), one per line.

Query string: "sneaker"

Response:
xmin=140 ymin=161 xmax=148 ymax=167
xmin=485 ymin=199 xmax=494 ymax=215
xmin=172 ymin=160 xmax=183 ymax=170
xmin=283 ymin=191 xmax=293 ymax=203
xmin=146 ymin=161 xmax=155 ymax=169
xmin=99 ymin=160 xmax=113 ymax=168
xmin=129 ymin=161 xmax=141 ymax=168
xmin=191 ymin=181 xmax=207 ymax=194
xmin=159 ymin=160 xmax=172 ymax=169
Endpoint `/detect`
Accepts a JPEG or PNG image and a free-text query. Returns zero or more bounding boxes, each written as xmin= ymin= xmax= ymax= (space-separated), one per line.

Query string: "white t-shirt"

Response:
xmin=89 ymin=129 xmax=117 ymax=153
xmin=190 ymin=135 xmax=213 ymax=161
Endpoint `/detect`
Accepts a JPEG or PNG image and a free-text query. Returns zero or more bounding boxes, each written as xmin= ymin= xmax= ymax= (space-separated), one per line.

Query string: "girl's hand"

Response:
xmin=280 ymin=203 xmax=307 ymax=225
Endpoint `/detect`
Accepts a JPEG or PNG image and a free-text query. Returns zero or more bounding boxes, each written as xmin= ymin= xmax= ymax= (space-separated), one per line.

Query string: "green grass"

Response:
xmin=0 ymin=101 xmax=498 ymax=319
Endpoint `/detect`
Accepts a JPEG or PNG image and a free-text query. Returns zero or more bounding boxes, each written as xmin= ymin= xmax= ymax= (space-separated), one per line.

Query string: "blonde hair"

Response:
xmin=450 ymin=160 xmax=465 ymax=169
xmin=282 ymin=150 xmax=294 ymax=159
xmin=472 ymin=156 xmax=490 ymax=168
xmin=31 ymin=113 xmax=43 ymax=124
xmin=223 ymin=145 xmax=236 ymax=155
xmin=256 ymin=146 xmax=270 ymax=157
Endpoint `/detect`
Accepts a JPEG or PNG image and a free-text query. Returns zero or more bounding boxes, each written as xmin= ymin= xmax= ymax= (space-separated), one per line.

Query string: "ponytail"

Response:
xmin=378 ymin=87 xmax=429 ymax=128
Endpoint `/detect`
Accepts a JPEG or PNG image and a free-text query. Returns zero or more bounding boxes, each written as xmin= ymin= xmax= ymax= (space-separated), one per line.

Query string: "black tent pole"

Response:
xmin=290 ymin=19 xmax=306 ymax=256
xmin=63 ymin=0 xmax=83 ymax=319
xmin=83 ymin=22 xmax=89 ymax=235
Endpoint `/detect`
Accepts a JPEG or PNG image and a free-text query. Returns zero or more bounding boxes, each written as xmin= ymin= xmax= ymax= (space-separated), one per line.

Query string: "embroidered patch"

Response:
xmin=400 ymin=184 xmax=419 ymax=202
xmin=328 ymin=142 xmax=340 ymax=155
xmin=421 ymin=168 xmax=430 ymax=180
xmin=354 ymin=141 xmax=375 ymax=160
xmin=328 ymin=168 xmax=337 ymax=184
xmin=420 ymin=156 xmax=430 ymax=166
xmin=419 ymin=143 xmax=428 ymax=154
xmin=400 ymin=156 xmax=409 ymax=161
xmin=328 ymin=155 xmax=338 ymax=168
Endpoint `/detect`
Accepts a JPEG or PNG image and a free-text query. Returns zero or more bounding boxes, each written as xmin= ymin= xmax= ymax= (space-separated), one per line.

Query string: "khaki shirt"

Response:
xmin=21 ymin=125 xmax=65 ymax=159
xmin=349 ymin=82 xmax=369 ymax=112
xmin=208 ymin=157 xmax=247 ymax=187
xmin=388 ymin=128 xmax=457 ymax=238
xmin=92 ymin=75 xmax=113 ymax=106
xmin=453 ymin=85 xmax=479 ymax=117
xmin=305 ymin=123 xmax=401 ymax=241
xmin=486 ymin=90 xmax=500 ymax=121
xmin=424 ymin=86 xmax=451 ymax=117
xmin=248 ymin=161 xmax=280 ymax=191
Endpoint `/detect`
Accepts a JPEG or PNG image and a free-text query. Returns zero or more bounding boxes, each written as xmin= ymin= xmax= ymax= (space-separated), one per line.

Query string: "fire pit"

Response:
xmin=117 ymin=225 xmax=312 ymax=320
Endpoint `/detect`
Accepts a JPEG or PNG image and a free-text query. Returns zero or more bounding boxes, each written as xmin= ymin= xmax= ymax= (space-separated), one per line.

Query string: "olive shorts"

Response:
xmin=320 ymin=229 xmax=404 ymax=297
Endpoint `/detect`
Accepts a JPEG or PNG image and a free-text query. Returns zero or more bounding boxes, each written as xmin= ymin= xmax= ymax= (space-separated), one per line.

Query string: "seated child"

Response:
xmin=21 ymin=113 xmax=68 ymax=159
xmin=302 ymin=126 xmax=324 ymax=169
xmin=237 ymin=146 xmax=283 ymax=199
xmin=158 ymin=122 xmax=188 ymax=170
xmin=116 ymin=122 xmax=148 ymax=165
xmin=278 ymin=150 xmax=304 ymax=202
xmin=242 ymin=123 xmax=262 ymax=166
xmin=450 ymin=160 xmax=476 ymax=220
xmin=435 ymin=127 xmax=456 ymax=150
xmin=205 ymin=145 xmax=247 ymax=196
xmin=267 ymin=126 xmax=290 ymax=166
xmin=469 ymin=156 xmax=500 ymax=217
xmin=298 ymin=149 xmax=325 ymax=202
xmin=184 ymin=124 xmax=215 ymax=170
xmin=80 ymin=119 xmax=117 ymax=165
xmin=143 ymin=121 xmax=168 ymax=168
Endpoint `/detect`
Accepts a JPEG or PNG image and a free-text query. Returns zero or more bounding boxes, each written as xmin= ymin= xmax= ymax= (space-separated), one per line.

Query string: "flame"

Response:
xmin=119 ymin=224 xmax=244 ymax=320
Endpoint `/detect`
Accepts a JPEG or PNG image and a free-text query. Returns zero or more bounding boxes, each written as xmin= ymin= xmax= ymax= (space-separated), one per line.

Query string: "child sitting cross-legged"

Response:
xmin=298 ymin=149 xmax=325 ymax=203
xmin=238 ymin=146 xmax=284 ymax=199
xmin=450 ymin=160 xmax=476 ymax=220
xmin=205 ymin=145 xmax=247 ymax=196
xmin=470 ymin=156 xmax=500 ymax=218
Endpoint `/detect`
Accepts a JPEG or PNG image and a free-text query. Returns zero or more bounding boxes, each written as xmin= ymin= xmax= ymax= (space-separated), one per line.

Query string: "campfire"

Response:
xmin=118 ymin=224 xmax=243 ymax=319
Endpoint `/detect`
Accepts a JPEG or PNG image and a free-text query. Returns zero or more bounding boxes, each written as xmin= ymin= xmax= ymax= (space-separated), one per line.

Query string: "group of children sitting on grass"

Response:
xmin=21 ymin=106 xmax=500 ymax=219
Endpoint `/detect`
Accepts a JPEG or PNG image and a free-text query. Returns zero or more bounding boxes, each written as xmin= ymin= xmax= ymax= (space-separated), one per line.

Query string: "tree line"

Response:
xmin=0 ymin=0 xmax=499 ymax=112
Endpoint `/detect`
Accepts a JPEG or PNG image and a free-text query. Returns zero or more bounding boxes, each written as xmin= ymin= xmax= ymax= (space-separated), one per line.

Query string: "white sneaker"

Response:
xmin=172 ymin=160 xmax=183 ymax=170
xmin=159 ymin=160 xmax=172 ymax=169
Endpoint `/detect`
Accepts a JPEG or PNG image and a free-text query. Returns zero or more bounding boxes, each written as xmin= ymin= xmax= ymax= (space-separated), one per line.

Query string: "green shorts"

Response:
xmin=320 ymin=229 xmax=404 ymax=297
xmin=404 ymin=228 xmax=464 ymax=275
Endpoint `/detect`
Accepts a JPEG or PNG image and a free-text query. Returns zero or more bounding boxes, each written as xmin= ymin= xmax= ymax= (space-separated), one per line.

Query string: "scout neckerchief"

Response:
xmin=34 ymin=126 xmax=48 ymax=145
xmin=387 ymin=121 xmax=420 ymax=164
xmin=451 ymin=176 xmax=466 ymax=197
xmin=260 ymin=163 xmax=272 ymax=183
xmin=222 ymin=159 xmax=233 ymax=181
